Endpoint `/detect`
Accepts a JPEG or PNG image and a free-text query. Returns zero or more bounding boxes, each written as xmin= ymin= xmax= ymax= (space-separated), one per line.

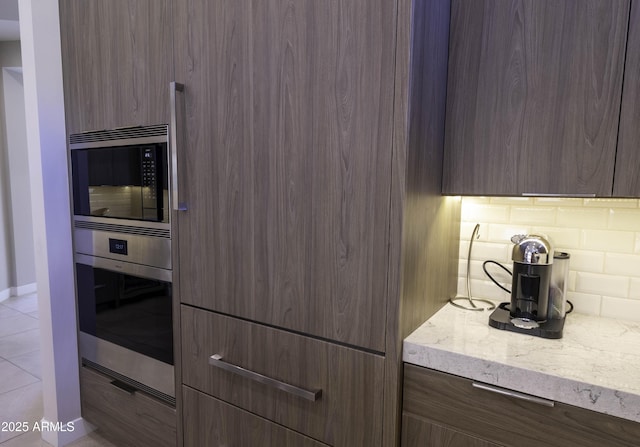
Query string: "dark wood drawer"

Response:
xmin=181 ymin=305 xmax=384 ymax=447
xmin=183 ymin=386 xmax=329 ymax=446
xmin=403 ymin=364 xmax=640 ymax=447
xmin=402 ymin=413 xmax=501 ymax=447
xmin=80 ymin=366 xmax=176 ymax=447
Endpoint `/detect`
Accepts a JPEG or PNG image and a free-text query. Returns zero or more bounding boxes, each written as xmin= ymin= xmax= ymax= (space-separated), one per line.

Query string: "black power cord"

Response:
xmin=482 ymin=260 xmax=512 ymax=294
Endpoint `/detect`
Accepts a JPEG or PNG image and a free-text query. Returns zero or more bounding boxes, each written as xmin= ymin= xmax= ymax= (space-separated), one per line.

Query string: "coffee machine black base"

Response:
xmin=488 ymin=303 xmax=565 ymax=339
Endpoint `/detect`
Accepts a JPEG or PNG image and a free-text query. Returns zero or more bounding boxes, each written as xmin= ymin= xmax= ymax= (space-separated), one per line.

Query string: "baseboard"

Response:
xmin=39 ymin=417 xmax=96 ymax=447
xmin=0 ymin=284 xmax=37 ymax=303
xmin=10 ymin=282 xmax=37 ymax=297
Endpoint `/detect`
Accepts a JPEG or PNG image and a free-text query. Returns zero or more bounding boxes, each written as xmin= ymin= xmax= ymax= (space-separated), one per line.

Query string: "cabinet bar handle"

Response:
xmin=209 ymin=354 xmax=322 ymax=402
xmin=521 ymin=193 xmax=596 ymax=198
xmin=169 ymin=81 xmax=187 ymax=211
xmin=472 ymin=382 xmax=555 ymax=407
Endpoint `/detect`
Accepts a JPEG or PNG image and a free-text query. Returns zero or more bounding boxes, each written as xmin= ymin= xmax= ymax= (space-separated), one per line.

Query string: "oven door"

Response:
xmin=75 ymin=254 xmax=174 ymax=401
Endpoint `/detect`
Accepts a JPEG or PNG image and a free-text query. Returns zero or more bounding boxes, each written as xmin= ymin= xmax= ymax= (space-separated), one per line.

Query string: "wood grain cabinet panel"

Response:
xmin=183 ymin=387 xmax=329 ymax=447
xmin=614 ymin=0 xmax=640 ymax=196
xmin=402 ymin=414 xmax=500 ymax=447
xmin=402 ymin=364 xmax=640 ymax=447
xmin=181 ymin=305 xmax=384 ymax=447
xmin=442 ymin=0 xmax=630 ymax=196
xmin=59 ymin=0 xmax=173 ymax=133
xmin=172 ymin=0 xmax=395 ymax=352
xmin=80 ymin=366 xmax=176 ymax=447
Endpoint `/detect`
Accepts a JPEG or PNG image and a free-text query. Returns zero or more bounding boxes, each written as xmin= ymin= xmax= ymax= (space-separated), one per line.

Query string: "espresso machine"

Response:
xmin=489 ymin=234 xmax=569 ymax=339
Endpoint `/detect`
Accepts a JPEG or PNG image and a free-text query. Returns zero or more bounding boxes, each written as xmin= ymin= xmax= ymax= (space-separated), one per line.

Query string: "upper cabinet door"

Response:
xmin=442 ymin=0 xmax=630 ymax=196
xmin=614 ymin=1 xmax=640 ymax=197
xmin=59 ymin=0 xmax=173 ymax=134
xmin=172 ymin=0 xmax=395 ymax=352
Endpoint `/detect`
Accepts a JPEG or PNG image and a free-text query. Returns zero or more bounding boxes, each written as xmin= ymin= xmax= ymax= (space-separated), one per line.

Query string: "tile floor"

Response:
xmin=0 ymin=293 xmax=115 ymax=447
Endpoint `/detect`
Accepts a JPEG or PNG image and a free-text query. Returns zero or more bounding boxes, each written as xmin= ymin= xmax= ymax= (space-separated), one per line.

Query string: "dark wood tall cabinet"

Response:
xmin=172 ymin=0 xmax=458 ymax=446
xmin=442 ymin=0 xmax=630 ymax=196
xmin=172 ymin=0 xmax=394 ymax=352
xmin=60 ymin=0 xmax=460 ymax=445
xmin=59 ymin=0 xmax=173 ymax=134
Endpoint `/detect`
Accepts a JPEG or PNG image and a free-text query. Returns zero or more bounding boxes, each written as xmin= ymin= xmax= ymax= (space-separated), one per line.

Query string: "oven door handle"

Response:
xmin=75 ymin=253 xmax=172 ymax=283
xmin=170 ymin=81 xmax=187 ymax=211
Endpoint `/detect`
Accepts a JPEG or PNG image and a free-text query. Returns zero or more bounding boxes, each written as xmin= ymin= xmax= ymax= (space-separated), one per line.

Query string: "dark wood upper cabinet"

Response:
xmin=442 ymin=0 xmax=630 ymax=196
xmin=59 ymin=0 xmax=173 ymax=134
xmin=614 ymin=0 xmax=640 ymax=197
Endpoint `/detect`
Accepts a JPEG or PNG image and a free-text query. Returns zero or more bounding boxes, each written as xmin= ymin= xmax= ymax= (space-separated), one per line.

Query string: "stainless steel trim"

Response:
xmin=472 ymin=382 xmax=555 ymax=407
xmin=70 ymin=125 xmax=168 ymax=149
xmin=74 ymin=215 xmax=171 ymax=231
xmin=522 ymin=193 xmax=597 ymax=198
xmin=75 ymin=253 xmax=172 ymax=283
xmin=170 ymin=82 xmax=187 ymax=211
xmin=79 ymin=332 xmax=175 ymax=398
xmin=74 ymin=218 xmax=170 ymax=239
xmin=74 ymin=227 xmax=172 ymax=271
xmin=209 ymin=354 xmax=322 ymax=402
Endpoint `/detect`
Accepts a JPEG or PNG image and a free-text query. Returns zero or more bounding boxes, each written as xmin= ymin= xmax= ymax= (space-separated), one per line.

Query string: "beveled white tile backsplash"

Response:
xmin=458 ymin=197 xmax=640 ymax=321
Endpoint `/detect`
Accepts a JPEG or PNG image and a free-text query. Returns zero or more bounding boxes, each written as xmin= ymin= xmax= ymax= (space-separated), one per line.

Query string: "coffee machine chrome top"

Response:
xmin=489 ymin=234 xmax=569 ymax=339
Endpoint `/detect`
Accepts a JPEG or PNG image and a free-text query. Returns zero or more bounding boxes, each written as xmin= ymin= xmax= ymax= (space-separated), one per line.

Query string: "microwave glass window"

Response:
xmin=72 ymin=144 xmax=169 ymax=223
xmin=76 ymin=263 xmax=173 ymax=365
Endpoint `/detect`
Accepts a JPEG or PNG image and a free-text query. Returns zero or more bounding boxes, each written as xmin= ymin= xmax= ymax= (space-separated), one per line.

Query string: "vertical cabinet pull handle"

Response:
xmin=170 ymin=81 xmax=187 ymax=211
xmin=209 ymin=354 xmax=322 ymax=402
xmin=472 ymin=382 xmax=555 ymax=407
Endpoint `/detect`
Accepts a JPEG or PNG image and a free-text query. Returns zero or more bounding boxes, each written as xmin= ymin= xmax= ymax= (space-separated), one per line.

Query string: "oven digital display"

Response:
xmin=109 ymin=238 xmax=128 ymax=255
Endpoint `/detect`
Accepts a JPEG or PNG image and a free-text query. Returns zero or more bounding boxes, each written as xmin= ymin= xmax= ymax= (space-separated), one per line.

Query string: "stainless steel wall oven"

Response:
xmin=70 ymin=125 xmax=175 ymax=404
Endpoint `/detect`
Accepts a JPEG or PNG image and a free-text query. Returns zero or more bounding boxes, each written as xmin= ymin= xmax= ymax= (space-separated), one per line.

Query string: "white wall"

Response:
xmin=0 ymin=40 xmax=29 ymax=300
xmin=0 ymin=76 xmax=9 ymax=299
xmin=458 ymin=197 xmax=640 ymax=321
xmin=19 ymin=0 xmax=90 ymax=444
xmin=3 ymin=67 xmax=36 ymax=294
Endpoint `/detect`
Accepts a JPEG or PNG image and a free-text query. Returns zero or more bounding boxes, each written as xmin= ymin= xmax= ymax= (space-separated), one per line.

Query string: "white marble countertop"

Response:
xmin=403 ymin=302 xmax=640 ymax=423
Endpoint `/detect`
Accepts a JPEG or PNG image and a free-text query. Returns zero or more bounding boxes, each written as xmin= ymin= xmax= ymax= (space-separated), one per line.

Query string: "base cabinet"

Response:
xmin=181 ymin=305 xmax=384 ymax=447
xmin=402 ymin=414 xmax=500 ymax=447
xmin=402 ymin=364 xmax=640 ymax=447
xmin=79 ymin=366 xmax=176 ymax=447
xmin=183 ymin=387 xmax=329 ymax=447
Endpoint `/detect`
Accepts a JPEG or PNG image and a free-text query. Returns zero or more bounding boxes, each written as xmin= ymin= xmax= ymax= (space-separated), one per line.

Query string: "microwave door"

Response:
xmin=70 ymin=128 xmax=169 ymax=224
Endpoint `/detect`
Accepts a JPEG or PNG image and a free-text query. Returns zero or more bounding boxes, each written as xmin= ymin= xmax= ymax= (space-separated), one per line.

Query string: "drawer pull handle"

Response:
xmin=521 ymin=193 xmax=596 ymax=198
xmin=472 ymin=382 xmax=554 ymax=407
xmin=209 ymin=354 xmax=322 ymax=402
xmin=110 ymin=380 xmax=136 ymax=395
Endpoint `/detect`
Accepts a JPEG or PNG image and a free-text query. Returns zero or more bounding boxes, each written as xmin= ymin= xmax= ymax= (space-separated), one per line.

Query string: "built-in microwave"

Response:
xmin=70 ymin=125 xmax=172 ymax=270
xmin=70 ymin=125 xmax=170 ymax=224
